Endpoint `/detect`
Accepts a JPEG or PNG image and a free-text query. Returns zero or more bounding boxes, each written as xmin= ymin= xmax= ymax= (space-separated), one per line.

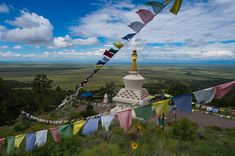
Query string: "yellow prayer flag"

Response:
xmin=73 ymin=120 xmax=86 ymax=135
xmin=165 ymin=0 xmax=170 ymax=4
xmin=113 ymin=41 xmax=124 ymax=49
xmin=15 ymin=134 xmax=25 ymax=148
xmin=152 ymin=99 xmax=170 ymax=115
xmin=170 ymin=0 xmax=183 ymax=15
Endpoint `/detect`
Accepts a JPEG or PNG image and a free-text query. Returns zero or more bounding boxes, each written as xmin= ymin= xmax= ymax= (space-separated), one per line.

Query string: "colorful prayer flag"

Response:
xmin=96 ymin=60 xmax=106 ymax=65
xmin=134 ymin=104 xmax=152 ymax=120
xmin=117 ymin=109 xmax=132 ymax=133
xmin=25 ymin=133 xmax=36 ymax=151
xmin=103 ymin=50 xmax=114 ymax=58
xmin=165 ymin=0 xmax=170 ymax=4
xmin=173 ymin=94 xmax=192 ymax=112
xmin=145 ymin=1 xmax=166 ymax=14
xmin=215 ymin=81 xmax=235 ymax=99
xmin=108 ymin=48 xmax=119 ymax=54
xmin=15 ymin=134 xmax=25 ymax=148
xmin=170 ymin=0 xmax=183 ymax=15
xmin=101 ymin=114 xmax=115 ymax=131
xmin=35 ymin=130 xmax=48 ymax=147
xmin=152 ymin=99 xmax=170 ymax=115
xmin=103 ymin=56 xmax=109 ymax=62
xmin=193 ymin=87 xmax=216 ymax=103
xmin=136 ymin=9 xmax=155 ymax=24
xmin=122 ymin=33 xmax=137 ymax=41
xmin=49 ymin=127 xmax=61 ymax=143
xmin=113 ymin=41 xmax=124 ymax=49
xmin=82 ymin=118 xmax=100 ymax=136
xmin=7 ymin=136 xmax=15 ymax=154
xmin=73 ymin=120 xmax=86 ymax=135
xmin=59 ymin=124 xmax=71 ymax=138
xmin=0 ymin=138 xmax=5 ymax=148
xmin=128 ymin=21 xmax=145 ymax=32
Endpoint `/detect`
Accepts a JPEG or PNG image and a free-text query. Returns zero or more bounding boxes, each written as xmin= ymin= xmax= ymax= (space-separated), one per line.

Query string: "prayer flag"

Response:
xmin=15 ymin=134 xmax=25 ymax=148
xmin=173 ymin=94 xmax=192 ymax=112
xmin=117 ymin=109 xmax=132 ymax=133
xmin=103 ymin=50 xmax=114 ymax=58
xmin=103 ymin=56 xmax=109 ymax=62
xmin=136 ymin=9 xmax=155 ymax=24
xmin=122 ymin=33 xmax=136 ymax=41
xmin=0 ymin=138 xmax=5 ymax=148
xmin=108 ymin=48 xmax=119 ymax=54
xmin=113 ymin=41 xmax=124 ymax=49
xmin=96 ymin=65 xmax=103 ymax=70
xmin=128 ymin=21 xmax=145 ymax=32
xmin=145 ymin=1 xmax=166 ymax=14
xmin=193 ymin=87 xmax=216 ymax=103
xmin=215 ymin=81 xmax=235 ymax=99
xmin=49 ymin=127 xmax=61 ymax=143
xmin=165 ymin=0 xmax=170 ymax=4
xmin=35 ymin=130 xmax=48 ymax=147
xmin=7 ymin=136 xmax=15 ymax=154
xmin=96 ymin=60 xmax=106 ymax=65
xmin=25 ymin=133 xmax=36 ymax=151
xmin=134 ymin=105 xmax=152 ymax=120
xmin=101 ymin=115 xmax=115 ymax=131
xmin=170 ymin=0 xmax=183 ymax=15
xmin=73 ymin=120 xmax=86 ymax=135
xmin=82 ymin=118 xmax=100 ymax=136
xmin=152 ymin=99 xmax=170 ymax=115
xmin=59 ymin=124 xmax=71 ymax=138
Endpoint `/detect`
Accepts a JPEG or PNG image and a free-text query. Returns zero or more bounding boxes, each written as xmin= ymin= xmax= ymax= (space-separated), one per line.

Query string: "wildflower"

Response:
xmin=131 ymin=142 xmax=138 ymax=150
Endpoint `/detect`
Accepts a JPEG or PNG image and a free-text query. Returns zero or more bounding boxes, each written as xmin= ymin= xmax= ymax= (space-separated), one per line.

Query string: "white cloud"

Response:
xmin=0 ymin=45 xmax=8 ymax=49
xmin=0 ymin=3 xmax=10 ymax=13
xmin=1 ymin=10 xmax=53 ymax=44
xmin=13 ymin=45 xmax=23 ymax=49
xmin=48 ymin=35 xmax=98 ymax=49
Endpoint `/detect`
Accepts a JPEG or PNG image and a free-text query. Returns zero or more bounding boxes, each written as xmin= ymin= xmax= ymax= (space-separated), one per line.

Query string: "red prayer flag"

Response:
xmin=215 ymin=81 xmax=235 ymax=99
xmin=0 ymin=138 xmax=5 ymax=147
xmin=117 ymin=108 xmax=132 ymax=133
xmin=103 ymin=50 xmax=114 ymax=58
xmin=49 ymin=127 xmax=61 ymax=143
xmin=136 ymin=9 xmax=155 ymax=24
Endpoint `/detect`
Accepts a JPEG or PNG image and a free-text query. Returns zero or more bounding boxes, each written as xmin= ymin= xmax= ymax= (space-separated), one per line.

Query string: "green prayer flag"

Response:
xmin=134 ymin=105 xmax=152 ymax=120
xmin=7 ymin=136 xmax=15 ymax=154
xmin=59 ymin=124 xmax=71 ymax=138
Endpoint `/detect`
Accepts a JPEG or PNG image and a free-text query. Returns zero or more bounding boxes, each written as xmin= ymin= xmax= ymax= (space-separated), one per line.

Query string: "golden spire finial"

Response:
xmin=130 ymin=49 xmax=138 ymax=73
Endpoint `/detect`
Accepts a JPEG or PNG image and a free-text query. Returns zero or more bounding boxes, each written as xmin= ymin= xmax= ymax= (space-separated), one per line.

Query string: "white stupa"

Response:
xmin=112 ymin=49 xmax=149 ymax=111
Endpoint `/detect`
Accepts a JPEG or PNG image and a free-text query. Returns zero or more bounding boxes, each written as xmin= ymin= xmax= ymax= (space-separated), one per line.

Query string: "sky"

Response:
xmin=0 ymin=0 xmax=235 ymax=64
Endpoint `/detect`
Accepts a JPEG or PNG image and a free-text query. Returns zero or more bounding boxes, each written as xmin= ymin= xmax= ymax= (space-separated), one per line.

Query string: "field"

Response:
xmin=1 ymin=63 xmax=235 ymax=90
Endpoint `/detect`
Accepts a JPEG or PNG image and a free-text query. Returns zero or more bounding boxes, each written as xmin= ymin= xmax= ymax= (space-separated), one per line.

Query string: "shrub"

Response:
xmin=13 ymin=122 xmax=30 ymax=132
xmin=171 ymin=118 xmax=198 ymax=141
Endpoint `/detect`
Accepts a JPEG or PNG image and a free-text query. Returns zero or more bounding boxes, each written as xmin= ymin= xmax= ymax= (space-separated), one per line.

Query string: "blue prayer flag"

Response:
xmin=82 ymin=118 xmax=100 ymax=136
xmin=96 ymin=60 xmax=106 ymax=65
xmin=121 ymin=33 xmax=136 ymax=41
xmin=25 ymin=133 xmax=36 ymax=151
xmin=173 ymin=94 xmax=192 ymax=112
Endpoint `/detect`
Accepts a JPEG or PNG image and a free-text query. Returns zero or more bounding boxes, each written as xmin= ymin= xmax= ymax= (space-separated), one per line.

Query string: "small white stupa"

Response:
xmin=103 ymin=93 xmax=109 ymax=104
xmin=112 ymin=49 xmax=149 ymax=111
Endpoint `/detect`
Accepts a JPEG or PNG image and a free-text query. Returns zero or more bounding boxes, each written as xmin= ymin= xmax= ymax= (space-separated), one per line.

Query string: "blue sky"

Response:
xmin=0 ymin=0 xmax=235 ymax=63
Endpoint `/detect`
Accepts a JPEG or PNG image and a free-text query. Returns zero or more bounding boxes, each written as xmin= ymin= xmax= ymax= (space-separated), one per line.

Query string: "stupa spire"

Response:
xmin=130 ymin=49 xmax=138 ymax=74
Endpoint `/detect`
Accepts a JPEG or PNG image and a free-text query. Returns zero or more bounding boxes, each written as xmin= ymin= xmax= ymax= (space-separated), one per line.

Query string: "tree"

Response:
xmin=32 ymin=74 xmax=53 ymax=95
xmin=167 ymin=82 xmax=191 ymax=96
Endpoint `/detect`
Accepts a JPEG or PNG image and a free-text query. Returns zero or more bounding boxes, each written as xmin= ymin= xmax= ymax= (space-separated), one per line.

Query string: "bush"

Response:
xmin=171 ymin=118 xmax=198 ymax=141
xmin=13 ymin=122 xmax=30 ymax=132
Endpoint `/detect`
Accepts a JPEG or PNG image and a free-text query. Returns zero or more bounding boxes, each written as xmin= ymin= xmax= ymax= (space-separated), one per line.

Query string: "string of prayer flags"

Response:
xmin=25 ymin=133 xmax=36 ymax=151
xmin=117 ymin=108 xmax=132 ymax=133
xmin=7 ymin=136 xmax=15 ymax=154
xmin=103 ymin=50 xmax=114 ymax=58
xmin=215 ymin=81 xmax=235 ymax=99
xmin=173 ymin=94 xmax=192 ymax=112
xmin=122 ymin=33 xmax=137 ymax=41
xmin=153 ymin=99 xmax=170 ymax=115
xmin=82 ymin=117 xmax=100 ymax=136
xmin=128 ymin=21 xmax=145 ymax=33
xmin=113 ymin=41 xmax=124 ymax=49
xmin=49 ymin=127 xmax=61 ymax=143
xmin=35 ymin=130 xmax=48 ymax=147
xmin=15 ymin=134 xmax=25 ymax=148
xmin=101 ymin=114 xmax=115 ymax=131
xmin=108 ymin=48 xmax=119 ymax=54
xmin=59 ymin=124 xmax=71 ymax=138
xmin=134 ymin=104 xmax=153 ymax=120
xmin=170 ymin=0 xmax=183 ymax=15
xmin=193 ymin=87 xmax=216 ymax=104
xmin=145 ymin=1 xmax=166 ymax=14
xmin=136 ymin=9 xmax=155 ymax=24
xmin=0 ymin=138 xmax=5 ymax=148
xmin=73 ymin=120 xmax=86 ymax=135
